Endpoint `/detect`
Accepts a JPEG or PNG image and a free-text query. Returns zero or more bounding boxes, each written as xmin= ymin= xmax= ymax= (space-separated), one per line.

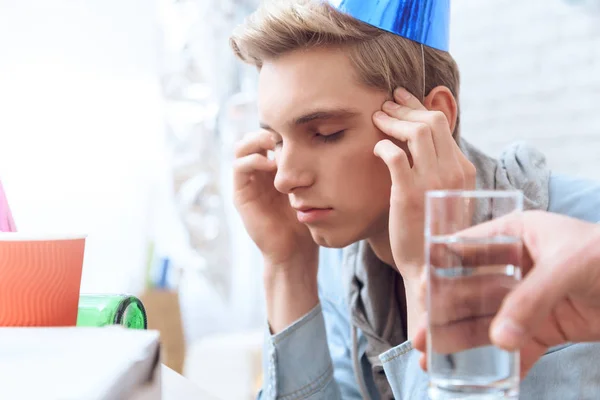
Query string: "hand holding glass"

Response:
xmin=426 ymin=191 xmax=523 ymax=400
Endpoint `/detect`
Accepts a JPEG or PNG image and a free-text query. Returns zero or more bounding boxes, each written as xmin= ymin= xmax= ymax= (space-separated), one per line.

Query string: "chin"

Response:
xmin=307 ymin=216 xmax=387 ymax=249
xmin=308 ymin=227 xmax=362 ymax=249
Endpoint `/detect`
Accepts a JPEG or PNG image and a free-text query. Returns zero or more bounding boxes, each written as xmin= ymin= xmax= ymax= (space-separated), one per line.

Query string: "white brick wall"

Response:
xmin=450 ymin=0 xmax=600 ymax=179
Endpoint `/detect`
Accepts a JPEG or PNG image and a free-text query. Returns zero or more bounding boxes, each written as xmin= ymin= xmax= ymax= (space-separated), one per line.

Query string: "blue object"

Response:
xmin=157 ymin=257 xmax=170 ymax=289
xmin=329 ymin=0 xmax=451 ymax=52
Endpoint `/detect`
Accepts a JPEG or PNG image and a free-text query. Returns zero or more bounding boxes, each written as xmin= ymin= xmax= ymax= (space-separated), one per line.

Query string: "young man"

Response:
xmin=230 ymin=1 xmax=600 ymax=399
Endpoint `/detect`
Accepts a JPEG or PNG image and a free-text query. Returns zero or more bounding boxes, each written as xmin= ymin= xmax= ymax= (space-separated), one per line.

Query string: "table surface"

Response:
xmin=162 ymin=365 xmax=222 ymax=400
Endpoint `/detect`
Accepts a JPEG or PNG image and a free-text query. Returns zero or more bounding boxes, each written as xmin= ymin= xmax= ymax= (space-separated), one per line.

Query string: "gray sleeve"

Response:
xmin=380 ymin=342 xmax=600 ymax=400
xmin=521 ymin=343 xmax=600 ymax=400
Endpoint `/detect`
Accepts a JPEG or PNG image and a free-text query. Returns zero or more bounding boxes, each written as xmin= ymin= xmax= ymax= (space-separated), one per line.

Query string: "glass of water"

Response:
xmin=425 ymin=190 xmax=523 ymax=400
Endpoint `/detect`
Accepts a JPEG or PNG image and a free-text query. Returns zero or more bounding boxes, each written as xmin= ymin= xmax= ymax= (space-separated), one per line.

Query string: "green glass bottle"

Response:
xmin=77 ymin=294 xmax=148 ymax=329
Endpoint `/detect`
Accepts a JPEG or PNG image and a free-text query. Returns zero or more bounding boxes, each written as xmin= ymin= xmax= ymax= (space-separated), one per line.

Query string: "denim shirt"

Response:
xmin=259 ymin=174 xmax=600 ymax=400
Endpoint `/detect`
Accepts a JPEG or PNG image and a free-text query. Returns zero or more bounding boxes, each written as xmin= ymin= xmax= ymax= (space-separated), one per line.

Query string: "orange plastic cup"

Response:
xmin=0 ymin=233 xmax=86 ymax=326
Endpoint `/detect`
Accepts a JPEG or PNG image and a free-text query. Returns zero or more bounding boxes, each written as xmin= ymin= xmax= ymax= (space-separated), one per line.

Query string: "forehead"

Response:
xmin=258 ymin=48 xmax=373 ymax=125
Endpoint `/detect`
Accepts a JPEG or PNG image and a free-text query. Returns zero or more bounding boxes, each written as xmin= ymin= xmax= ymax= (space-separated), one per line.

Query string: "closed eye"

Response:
xmin=316 ymin=130 xmax=345 ymax=143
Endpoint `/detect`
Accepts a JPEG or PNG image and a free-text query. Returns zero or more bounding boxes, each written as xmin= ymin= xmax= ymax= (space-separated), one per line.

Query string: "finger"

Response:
xmin=429 ymin=240 xmax=523 ymax=270
xmin=373 ymin=139 xmax=413 ymax=191
xmin=445 ymin=212 xmax=531 ymax=267
xmin=518 ymin=339 xmax=548 ymax=378
xmin=490 ymin=261 xmax=570 ymax=351
xmin=429 ymin=280 xmax=508 ymax=328
xmin=394 ymin=87 xmax=427 ymax=111
xmin=413 ymin=316 xmax=428 ymax=352
xmin=419 ymin=353 xmax=428 ymax=371
xmin=234 ymin=131 xmax=276 ymax=158
xmin=373 ymin=112 xmax=437 ymax=175
xmin=429 ymin=316 xmax=494 ymax=355
xmin=234 ymin=153 xmax=277 ymax=175
xmin=393 ymin=88 xmax=460 ymax=170
xmin=233 ymin=154 xmax=276 ymax=189
xmin=428 ymin=260 xmax=518 ymax=326
xmin=233 ymin=154 xmax=277 ymax=190
xmin=458 ymin=156 xmax=477 ymax=190
xmin=456 ymin=213 xmax=521 ymax=239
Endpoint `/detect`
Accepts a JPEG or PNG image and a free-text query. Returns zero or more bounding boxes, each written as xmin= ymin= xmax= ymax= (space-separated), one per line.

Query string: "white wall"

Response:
xmin=450 ymin=0 xmax=600 ymax=179
xmin=0 ymin=0 xmax=171 ymax=293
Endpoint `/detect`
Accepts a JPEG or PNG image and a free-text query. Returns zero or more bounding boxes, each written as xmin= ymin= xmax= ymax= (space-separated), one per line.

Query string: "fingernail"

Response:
xmin=491 ymin=319 xmax=525 ymax=349
xmin=383 ymin=101 xmax=400 ymax=111
xmin=374 ymin=111 xmax=387 ymax=120
xmin=395 ymin=88 xmax=412 ymax=101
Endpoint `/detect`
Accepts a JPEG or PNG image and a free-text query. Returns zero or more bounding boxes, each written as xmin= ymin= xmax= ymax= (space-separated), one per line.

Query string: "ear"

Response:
xmin=423 ymin=86 xmax=458 ymax=134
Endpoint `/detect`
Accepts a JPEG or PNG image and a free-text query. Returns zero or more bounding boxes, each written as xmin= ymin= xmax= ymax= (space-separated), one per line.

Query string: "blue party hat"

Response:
xmin=329 ymin=0 xmax=450 ymax=52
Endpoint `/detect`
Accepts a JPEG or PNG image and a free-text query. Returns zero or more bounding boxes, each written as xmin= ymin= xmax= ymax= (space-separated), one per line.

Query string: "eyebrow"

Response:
xmin=260 ymin=108 xmax=360 ymax=132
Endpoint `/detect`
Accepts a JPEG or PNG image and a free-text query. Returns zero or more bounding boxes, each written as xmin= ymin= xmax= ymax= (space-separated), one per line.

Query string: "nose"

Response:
xmin=273 ymin=144 xmax=315 ymax=194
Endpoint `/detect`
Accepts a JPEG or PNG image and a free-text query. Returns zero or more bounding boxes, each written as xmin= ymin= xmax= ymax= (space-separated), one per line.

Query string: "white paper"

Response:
xmin=0 ymin=327 xmax=160 ymax=400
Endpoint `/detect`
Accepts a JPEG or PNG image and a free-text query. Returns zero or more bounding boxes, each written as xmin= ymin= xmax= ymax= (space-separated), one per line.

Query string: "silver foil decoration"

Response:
xmin=156 ymin=0 xmax=258 ymax=302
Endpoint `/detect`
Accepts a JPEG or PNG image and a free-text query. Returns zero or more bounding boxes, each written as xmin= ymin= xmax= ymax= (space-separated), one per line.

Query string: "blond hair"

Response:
xmin=230 ymin=0 xmax=461 ymax=138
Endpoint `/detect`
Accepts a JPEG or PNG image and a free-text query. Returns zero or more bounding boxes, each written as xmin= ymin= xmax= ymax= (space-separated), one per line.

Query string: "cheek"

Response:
xmin=335 ymin=144 xmax=392 ymax=201
xmin=322 ymin=127 xmax=394 ymax=204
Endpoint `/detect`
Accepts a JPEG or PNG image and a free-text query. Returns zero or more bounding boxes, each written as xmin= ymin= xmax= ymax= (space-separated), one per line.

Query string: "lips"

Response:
xmin=293 ymin=207 xmax=333 ymax=224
